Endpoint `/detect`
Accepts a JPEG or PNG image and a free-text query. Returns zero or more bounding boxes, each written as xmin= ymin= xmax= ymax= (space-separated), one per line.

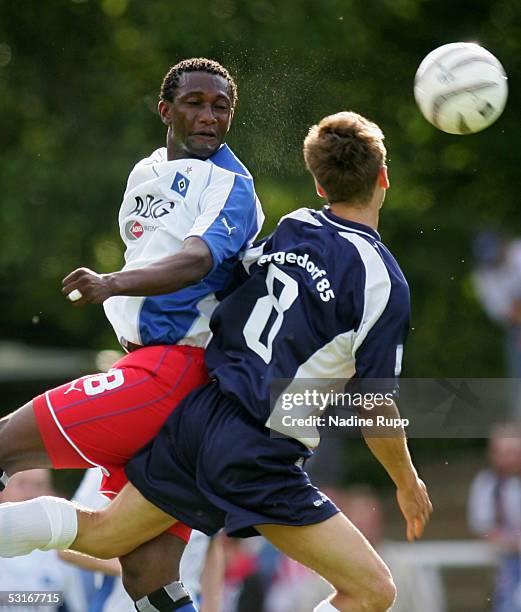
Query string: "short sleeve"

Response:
xmin=186 ymin=170 xmax=261 ymax=273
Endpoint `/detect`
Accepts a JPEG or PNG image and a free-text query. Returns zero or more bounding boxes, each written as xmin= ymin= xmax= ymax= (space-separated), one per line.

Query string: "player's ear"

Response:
xmin=227 ymin=107 xmax=234 ymax=130
xmin=314 ymin=179 xmax=327 ymax=199
xmin=158 ymin=100 xmax=173 ymax=126
xmin=379 ymin=165 xmax=390 ymax=189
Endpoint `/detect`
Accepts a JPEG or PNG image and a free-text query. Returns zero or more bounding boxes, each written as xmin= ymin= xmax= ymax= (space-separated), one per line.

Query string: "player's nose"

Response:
xmin=198 ymin=103 xmax=218 ymax=123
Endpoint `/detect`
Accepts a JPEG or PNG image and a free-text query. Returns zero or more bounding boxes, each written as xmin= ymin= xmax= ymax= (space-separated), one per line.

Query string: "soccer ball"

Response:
xmin=414 ymin=42 xmax=508 ymax=135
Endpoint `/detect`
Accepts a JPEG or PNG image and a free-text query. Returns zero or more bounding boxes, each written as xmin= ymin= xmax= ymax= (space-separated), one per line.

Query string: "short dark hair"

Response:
xmin=303 ymin=111 xmax=386 ymax=205
xmin=159 ymin=58 xmax=238 ymax=108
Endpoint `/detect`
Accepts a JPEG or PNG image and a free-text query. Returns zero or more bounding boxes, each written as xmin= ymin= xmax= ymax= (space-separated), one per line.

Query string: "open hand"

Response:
xmin=396 ymin=478 xmax=433 ymax=541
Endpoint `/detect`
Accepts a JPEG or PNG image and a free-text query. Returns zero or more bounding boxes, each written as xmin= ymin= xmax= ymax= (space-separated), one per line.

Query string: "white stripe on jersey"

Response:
xmin=340 ymin=232 xmax=391 ymax=354
xmin=279 ymin=207 xmax=322 ymax=227
xmin=266 ymin=331 xmax=357 ymax=448
xmin=176 ymin=292 xmax=217 ymax=349
xmin=242 ymin=242 xmax=266 ymax=274
xmin=254 ymin=196 xmax=265 ymax=237
xmin=186 ymin=166 xmax=237 ymax=238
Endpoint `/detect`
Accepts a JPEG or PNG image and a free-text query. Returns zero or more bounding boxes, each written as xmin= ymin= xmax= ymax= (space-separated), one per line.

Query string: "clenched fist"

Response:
xmin=62 ymin=267 xmax=116 ymax=306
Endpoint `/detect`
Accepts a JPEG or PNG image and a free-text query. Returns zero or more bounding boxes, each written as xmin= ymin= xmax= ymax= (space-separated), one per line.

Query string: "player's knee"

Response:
xmin=121 ymin=558 xmax=178 ymax=601
xmin=120 ymin=565 xmax=143 ymax=601
xmin=334 ymin=565 xmax=396 ymax=612
xmin=0 ymin=412 xmax=12 ymax=444
xmin=0 ymin=402 xmax=47 ymax=475
xmin=120 ymin=551 xmax=153 ymax=599
xmin=363 ymin=572 xmax=396 ymax=611
xmin=0 ymin=412 xmax=16 ymax=466
xmin=120 ymin=535 xmax=183 ymax=600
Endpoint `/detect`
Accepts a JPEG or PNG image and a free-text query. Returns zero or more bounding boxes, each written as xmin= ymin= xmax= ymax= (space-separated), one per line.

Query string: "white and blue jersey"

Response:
xmin=103 ymin=144 xmax=264 ymax=348
xmin=206 ymin=206 xmax=410 ymax=440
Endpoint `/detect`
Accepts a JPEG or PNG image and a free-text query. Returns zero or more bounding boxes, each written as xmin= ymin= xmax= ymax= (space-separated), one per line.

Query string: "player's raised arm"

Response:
xmin=62 ymin=236 xmax=212 ymax=305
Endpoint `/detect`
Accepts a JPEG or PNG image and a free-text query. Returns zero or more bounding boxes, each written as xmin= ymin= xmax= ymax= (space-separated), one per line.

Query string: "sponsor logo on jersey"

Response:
xmin=127 ymin=221 xmax=144 ymax=240
xmin=130 ymin=195 xmax=176 ymax=220
xmin=124 ymin=220 xmax=157 ymax=241
xmin=171 ymin=172 xmax=190 ymax=197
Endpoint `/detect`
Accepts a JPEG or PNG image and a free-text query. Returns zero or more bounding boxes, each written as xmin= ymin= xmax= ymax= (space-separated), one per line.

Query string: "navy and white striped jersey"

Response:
xmin=206 ymin=206 xmax=410 ymax=438
xmin=103 ymin=144 xmax=264 ymax=348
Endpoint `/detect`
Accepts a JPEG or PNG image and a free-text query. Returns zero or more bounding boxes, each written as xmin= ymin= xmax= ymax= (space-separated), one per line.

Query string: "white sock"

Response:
xmin=314 ymin=601 xmax=339 ymax=612
xmin=0 ymin=496 xmax=78 ymax=557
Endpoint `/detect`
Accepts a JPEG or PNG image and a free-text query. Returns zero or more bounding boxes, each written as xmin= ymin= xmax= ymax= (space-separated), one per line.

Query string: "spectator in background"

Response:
xmin=468 ymin=423 xmax=521 ymax=612
xmin=220 ymin=537 xmax=266 ymax=612
xmin=0 ymin=470 xmax=81 ymax=612
xmin=472 ymin=231 xmax=521 ymax=414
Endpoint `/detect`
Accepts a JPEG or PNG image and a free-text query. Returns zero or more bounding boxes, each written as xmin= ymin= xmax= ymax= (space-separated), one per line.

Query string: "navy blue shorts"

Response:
xmin=125 ymin=381 xmax=339 ymax=537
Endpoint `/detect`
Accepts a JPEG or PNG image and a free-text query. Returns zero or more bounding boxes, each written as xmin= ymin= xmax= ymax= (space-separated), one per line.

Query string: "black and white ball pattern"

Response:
xmin=414 ymin=42 xmax=508 ymax=135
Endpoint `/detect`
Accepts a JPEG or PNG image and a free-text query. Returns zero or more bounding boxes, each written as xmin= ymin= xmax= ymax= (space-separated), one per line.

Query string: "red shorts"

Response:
xmin=33 ymin=345 xmax=210 ymax=543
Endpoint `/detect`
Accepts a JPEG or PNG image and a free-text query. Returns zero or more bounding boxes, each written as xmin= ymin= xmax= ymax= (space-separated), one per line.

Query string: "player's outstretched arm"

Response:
xmin=361 ymin=401 xmax=433 ymax=542
xmin=0 ymin=483 xmax=175 ymax=560
xmin=62 ymin=236 xmax=213 ymax=305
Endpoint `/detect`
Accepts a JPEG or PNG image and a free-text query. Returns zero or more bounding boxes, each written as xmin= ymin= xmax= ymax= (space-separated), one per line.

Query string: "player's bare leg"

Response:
xmin=72 ymin=482 xmax=175 ymax=558
xmin=0 ymin=401 xmax=51 ymax=486
xmin=65 ymin=485 xmax=196 ymax=610
xmin=0 ymin=482 xmax=172 ymax=558
xmin=0 ymin=483 xmax=197 ymax=610
xmin=257 ymin=512 xmax=396 ymax=612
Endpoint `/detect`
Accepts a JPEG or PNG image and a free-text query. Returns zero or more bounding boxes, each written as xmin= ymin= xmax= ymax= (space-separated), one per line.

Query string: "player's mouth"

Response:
xmin=191 ymin=131 xmax=219 ymax=144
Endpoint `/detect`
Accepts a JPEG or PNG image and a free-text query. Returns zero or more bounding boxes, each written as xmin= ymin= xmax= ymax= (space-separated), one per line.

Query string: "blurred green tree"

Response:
xmin=0 ymin=0 xmax=519 ymax=377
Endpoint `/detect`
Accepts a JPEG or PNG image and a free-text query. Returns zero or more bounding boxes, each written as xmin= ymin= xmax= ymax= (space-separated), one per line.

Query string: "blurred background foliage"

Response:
xmin=0 ymin=0 xmax=519 ymax=378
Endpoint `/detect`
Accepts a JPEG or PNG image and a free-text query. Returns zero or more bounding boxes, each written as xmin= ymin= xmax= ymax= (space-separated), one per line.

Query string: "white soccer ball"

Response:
xmin=414 ymin=42 xmax=508 ymax=135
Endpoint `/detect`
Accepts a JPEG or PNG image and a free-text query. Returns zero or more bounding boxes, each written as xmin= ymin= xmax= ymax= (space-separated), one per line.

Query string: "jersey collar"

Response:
xmin=209 ymin=144 xmax=252 ymax=178
xmin=319 ymin=207 xmax=381 ymax=241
